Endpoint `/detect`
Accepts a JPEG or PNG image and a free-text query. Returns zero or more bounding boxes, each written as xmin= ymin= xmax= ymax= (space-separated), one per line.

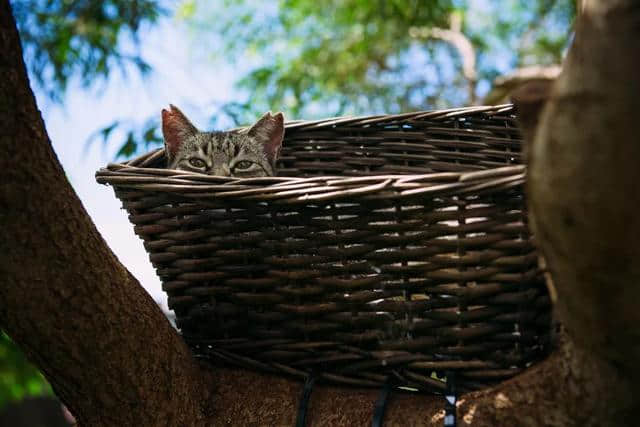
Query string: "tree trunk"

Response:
xmin=0 ymin=0 xmax=638 ymax=425
xmin=524 ymin=0 xmax=640 ymax=421
xmin=528 ymin=0 xmax=640 ymax=379
xmin=0 ymin=2 xmax=214 ymax=426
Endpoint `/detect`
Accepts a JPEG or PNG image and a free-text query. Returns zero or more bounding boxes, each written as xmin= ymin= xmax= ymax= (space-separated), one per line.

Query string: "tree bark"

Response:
xmin=0 ymin=2 xmax=214 ymax=426
xmin=525 ymin=0 xmax=640 ymax=421
xmin=530 ymin=0 xmax=640 ymax=367
xmin=1 ymin=0 xmax=638 ymax=425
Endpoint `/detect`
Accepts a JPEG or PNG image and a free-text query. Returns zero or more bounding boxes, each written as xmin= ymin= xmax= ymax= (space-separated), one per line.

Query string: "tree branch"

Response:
xmin=484 ymin=65 xmax=561 ymax=105
xmin=527 ymin=0 xmax=640 ymax=377
xmin=0 ymin=2 xmax=213 ymax=425
xmin=517 ymin=0 xmax=640 ymax=422
xmin=409 ymin=14 xmax=478 ymax=105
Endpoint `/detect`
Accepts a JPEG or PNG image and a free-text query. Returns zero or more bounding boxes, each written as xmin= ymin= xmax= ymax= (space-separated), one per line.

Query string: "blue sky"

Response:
xmin=32 ymin=16 xmax=240 ymax=312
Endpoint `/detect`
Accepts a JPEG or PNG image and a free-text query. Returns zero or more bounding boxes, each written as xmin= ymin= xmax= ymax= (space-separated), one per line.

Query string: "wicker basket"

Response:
xmin=96 ymin=105 xmax=551 ymax=393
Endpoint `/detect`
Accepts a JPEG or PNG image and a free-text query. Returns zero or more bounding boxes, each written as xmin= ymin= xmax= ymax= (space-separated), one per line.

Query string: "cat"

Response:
xmin=161 ymin=104 xmax=284 ymax=177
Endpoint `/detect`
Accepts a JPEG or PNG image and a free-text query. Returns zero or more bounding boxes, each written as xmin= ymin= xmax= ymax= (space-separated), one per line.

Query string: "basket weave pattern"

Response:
xmin=97 ymin=105 xmax=551 ymax=392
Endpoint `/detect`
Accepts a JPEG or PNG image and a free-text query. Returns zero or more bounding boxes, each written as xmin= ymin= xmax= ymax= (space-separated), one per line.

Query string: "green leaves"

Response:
xmin=0 ymin=332 xmax=52 ymax=410
xmin=15 ymin=0 xmax=575 ymax=160
xmin=185 ymin=0 xmax=574 ymax=121
xmin=13 ymin=0 xmax=165 ymax=101
xmin=88 ymin=117 xmax=162 ymax=160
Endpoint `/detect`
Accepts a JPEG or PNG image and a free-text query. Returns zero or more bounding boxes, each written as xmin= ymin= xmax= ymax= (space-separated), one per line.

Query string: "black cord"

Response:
xmin=295 ymin=373 xmax=317 ymax=427
xmin=371 ymin=378 xmax=393 ymax=427
xmin=444 ymin=371 xmax=457 ymax=427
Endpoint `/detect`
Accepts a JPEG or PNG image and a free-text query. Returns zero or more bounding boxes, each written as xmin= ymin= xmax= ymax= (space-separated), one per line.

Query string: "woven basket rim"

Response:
xmin=93 ymin=103 xmax=551 ymax=392
xmin=96 ymin=104 xmax=524 ymax=203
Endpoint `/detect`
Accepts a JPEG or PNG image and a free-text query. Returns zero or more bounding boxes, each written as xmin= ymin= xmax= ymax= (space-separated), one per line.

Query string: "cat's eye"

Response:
xmin=234 ymin=160 xmax=254 ymax=170
xmin=189 ymin=158 xmax=206 ymax=168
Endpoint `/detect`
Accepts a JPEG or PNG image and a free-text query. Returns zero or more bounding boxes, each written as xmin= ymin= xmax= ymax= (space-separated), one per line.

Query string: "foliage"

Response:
xmin=182 ymin=0 xmax=575 ymax=123
xmin=0 ymin=332 xmax=52 ymax=410
xmin=11 ymin=0 xmax=164 ymax=101
xmin=87 ymin=116 xmax=164 ymax=159
xmin=12 ymin=0 xmax=575 ymax=157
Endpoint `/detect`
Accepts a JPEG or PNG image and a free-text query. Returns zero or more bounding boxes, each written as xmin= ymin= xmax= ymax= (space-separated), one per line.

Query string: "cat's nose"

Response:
xmin=213 ymin=165 xmax=231 ymax=177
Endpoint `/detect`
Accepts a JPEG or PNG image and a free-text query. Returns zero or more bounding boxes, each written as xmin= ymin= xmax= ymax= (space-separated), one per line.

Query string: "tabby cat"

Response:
xmin=161 ymin=104 xmax=284 ymax=177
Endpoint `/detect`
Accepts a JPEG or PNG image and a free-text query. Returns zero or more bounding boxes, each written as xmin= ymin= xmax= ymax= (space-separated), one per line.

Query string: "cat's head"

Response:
xmin=161 ymin=104 xmax=284 ymax=177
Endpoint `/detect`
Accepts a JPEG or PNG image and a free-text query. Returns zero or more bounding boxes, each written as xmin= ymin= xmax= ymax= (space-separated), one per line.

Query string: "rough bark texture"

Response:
xmin=206 ymin=338 xmax=631 ymax=427
xmin=0 ymin=2 xmax=214 ymax=425
xmin=1 ymin=0 xmax=638 ymax=425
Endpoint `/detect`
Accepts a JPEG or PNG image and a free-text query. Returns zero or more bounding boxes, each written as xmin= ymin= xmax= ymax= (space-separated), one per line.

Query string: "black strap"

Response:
xmin=371 ymin=378 xmax=393 ymax=427
xmin=444 ymin=371 xmax=457 ymax=427
xmin=295 ymin=373 xmax=317 ymax=427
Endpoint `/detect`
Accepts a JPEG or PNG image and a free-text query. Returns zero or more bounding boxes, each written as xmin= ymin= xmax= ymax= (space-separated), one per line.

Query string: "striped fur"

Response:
xmin=162 ymin=105 xmax=284 ymax=177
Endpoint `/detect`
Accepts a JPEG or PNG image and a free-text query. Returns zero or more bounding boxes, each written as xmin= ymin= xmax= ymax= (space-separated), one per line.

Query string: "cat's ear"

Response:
xmin=161 ymin=104 xmax=198 ymax=159
xmin=247 ymin=112 xmax=285 ymax=165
